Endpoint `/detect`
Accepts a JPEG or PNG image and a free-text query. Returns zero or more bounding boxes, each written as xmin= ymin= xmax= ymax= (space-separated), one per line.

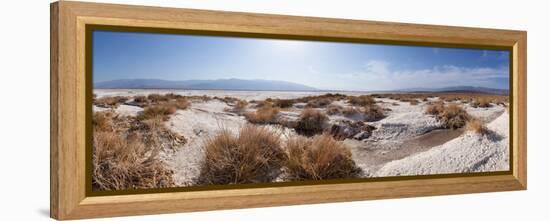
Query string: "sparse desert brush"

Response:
xmin=173 ymin=97 xmax=191 ymax=110
xmin=363 ymin=104 xmax=385 ymax=122
xmin=226 ymin=100 xmax=248 ymax=114
xmin=94 ymin=96 xmax=129 ymax=108
xmin=147 ymin=94 xmax=170 ymax=103
xmin=307 ymin=98 xmax=333 ymax=108
xmin=425 ymin=101 xmax=445 ymax=115
xmin=92 ymin=130 xmax=175 ymax=191
xmin=348 ymin=95 xmax=375 ymax=106
xmin=254 ymin=100 xmax=274 ymax=108
xmin=139 ymin=104 xmax=177 ymax=121
xmin=295 ymin=108 xmax=328 ymax=136
xmin=342 ymin=107 xmax=361 ymax=117
xmin=471 ymin=97 xmax=493 ymax=108
xmin=93 ymin=111 xmax=114 ymax=132
xmin=244 ymin=106 xmax=280 ymax=124
xmin=326 ymin=104 xmax=343 ymax=115
xmin=439 ymin=104 xmax=471 ymax=129
xmin=284 ymin=134 xmax=361 ymax=180
xmin=409 ymin=99 xmax=419 ymax=105
xmin=273 ymin=99 xmax=295 ymax=108
xmin=133 ymin=95 xmax=148 ymax=103
xmin=466 ymin=118 xmax=489 ymax=135
xmin=197 ymin=125 xmax=285 ymax=185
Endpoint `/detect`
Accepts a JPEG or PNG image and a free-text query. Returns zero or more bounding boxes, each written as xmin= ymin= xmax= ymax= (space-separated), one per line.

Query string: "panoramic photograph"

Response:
xmin=91 ymin=30 xmax=510 ymax=191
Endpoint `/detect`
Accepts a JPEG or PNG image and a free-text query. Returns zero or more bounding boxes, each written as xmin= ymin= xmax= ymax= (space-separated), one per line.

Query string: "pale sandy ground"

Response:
xmin=94 ymin=89 xmax=509 ymax=184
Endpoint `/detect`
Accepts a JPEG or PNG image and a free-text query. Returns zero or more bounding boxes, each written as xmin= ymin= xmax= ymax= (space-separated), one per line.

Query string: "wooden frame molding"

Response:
xmin=50 ymin=1 xmax=527 ymax=220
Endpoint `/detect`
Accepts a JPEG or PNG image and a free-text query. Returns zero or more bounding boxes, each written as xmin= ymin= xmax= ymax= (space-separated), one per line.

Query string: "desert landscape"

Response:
xmin=90 ymin=30 xmax=511 ymax=191
xmin=92 ymin=87 xmax=509 ymax=190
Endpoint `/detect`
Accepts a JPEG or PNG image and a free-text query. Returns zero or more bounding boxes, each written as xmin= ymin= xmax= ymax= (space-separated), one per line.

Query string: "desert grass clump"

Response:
xmin=92 ymin=130 xmax=175 ymax=191
xmin=93 ymin=111 xmax=114 ymax=132
xmin=226 ymin=100 xmax=248 ymax=114
xmin=307 ymin=98 xmax=333 ymax=108
xmin=342 ymin=107 xmax=361 ymax=117
xmin=466 ymin=118 xmax=489 ymax=135
xmin=197 ymin=125 xmax=285 ymax=185
xmin=273 ymin=99 xmax=295 ymax=108
xmin=471 ymin=97 xmax=493 ymax=108
xmin=284 ymin=134 xmax=361 ymax=180
xmin=147 ymin=94 xmax=170 ymax=103
xmin=348 ymin=95 xmax=375 ymax=106
xmin=244 ymin=106 xmax=280 ymax=124
xmin=425 ymin=101 xmax=445 ymax=115
xmin=94 ymin=96 xmax=129 ymax=108
xmin=326 ymin=104 xmax=343 ymax=115
xmin=438 ymin=104 xmax=471 ymax=129
xmin=92 ymin=112 xmax=176 ymax=191
xmin=295 ymin=108 xmax=328 ymax=136
xmin=139 ymin=104 xmax=177 ymax=121
xmin=363 ymin=104 xmax=386 ymax=122
xmin=173 ymin=97 xmax=191 ymax=110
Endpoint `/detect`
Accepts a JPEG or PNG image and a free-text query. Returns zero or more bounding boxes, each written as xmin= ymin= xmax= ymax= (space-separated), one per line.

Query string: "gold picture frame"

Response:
xmin=50 ymin=1 xmax=527 ymax=219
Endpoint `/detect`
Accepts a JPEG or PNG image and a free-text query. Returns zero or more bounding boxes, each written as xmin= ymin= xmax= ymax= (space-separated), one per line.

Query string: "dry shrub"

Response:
xmin=466 ymin=118 xmax=489 ymax=135
xmin=139 ymin=104 xmax=177 ymax=121
xmin=93 ymin=111 xmax=114 ymax=131
xmin=173 ymin=97 xmax=191 ymax=110
xmin=425 ymin=101 xmax=445 ymax=115
xmin=363 ymin=104 xmax=385 ymax=122
xmin=226 ymin=100 xmax=248 ymax=114
xmin=295 ymin=108 xmax=328 ymax=136
xmin=471 ymin=97 xmax=493 ymax=108
xmin=439 ymin=104 xmax=471 ymax=129
xmin=342 ymin=107 xmax=361 ymax=117
xmin=147 ymin=94 xmax=169 ymax=103
xmin=409 ymin=99 xmax=419 ymax=105
xmin=307 ymin=98 xmax=332 ymax=108
xmin=94 ymin=96 xmax=129 ymax=108
xmin=348 ymin=95 xmax=375 ymax=106
xmin=254 ymin=100 xmax=273 ymax=108
xmin=92 ymin=113 xmax=176 ymax=191
xmin=273 ymin=99 xmax=295 ymax=108
xmin=93 ymin=131 xmax=175 ymax=191
xmin=197 ymin=125 xmax=285 ymax=185
xmin=131 ymin=96 xmax=149 ymax=107
xmin=244 ymin=106 xmax=280 ymax=124
xmin=326 ymin=104 xmax=343 ymax=115
xmin=284 ymin=134 xmax=361 ymax=180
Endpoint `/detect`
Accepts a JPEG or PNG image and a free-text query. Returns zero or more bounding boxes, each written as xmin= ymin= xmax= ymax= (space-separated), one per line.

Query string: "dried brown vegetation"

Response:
xmin=363 ymin=104 xmax=386 ymax=122
xmin=471 ymin=97 xmax=493 ymax=108
xmin=342 ymin=107 xmax=361 ymax=117
xmin=425 ymin=101 xmax=445 ymax=115
xmin=326 ymin=104 xmax=344 ymax=115
xmin=197 ymin=125 xmax=285 ymax=185
xmin=273 ymin=99 xmax=295 ymax=108
xmin=244 ymin=105 xmax=280 ymax=124
xmin=438 ymin=104 xmax=471 ymax=129
xmin=92 ymin=111 xmax=185 ymax=191
xmin=94 ymin=96 xmax=129 ymax=108
xmin=348 ymin=95 xmax=375 ymax=106
xmin=284 ymin=134 xmax=361 ymax=180
xmin=466 ymin=118 xmax=489 ymax=135
xmin=295 ymin=108 xmax=328 ymax=136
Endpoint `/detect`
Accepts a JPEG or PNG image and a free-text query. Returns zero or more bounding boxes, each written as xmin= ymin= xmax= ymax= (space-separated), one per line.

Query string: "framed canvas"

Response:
xmin=50 ymin=1 xmax=527 ymax=220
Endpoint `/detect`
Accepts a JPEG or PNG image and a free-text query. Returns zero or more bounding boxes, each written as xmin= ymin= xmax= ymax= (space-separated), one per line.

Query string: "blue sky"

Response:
xmin=93 ymin=31 xmax=510 ymax=91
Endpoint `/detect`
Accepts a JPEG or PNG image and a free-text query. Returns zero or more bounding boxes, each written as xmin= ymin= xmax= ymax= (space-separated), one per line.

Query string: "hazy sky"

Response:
xmin=93 ymin=31 xmax=510 ymax=91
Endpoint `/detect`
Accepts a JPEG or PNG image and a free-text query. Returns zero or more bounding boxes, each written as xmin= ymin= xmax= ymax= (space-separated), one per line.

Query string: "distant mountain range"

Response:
xmin=94 ymin=78 xmax=318 ymax=91
xmin=399 ymin=86 xmax=509 ymax=95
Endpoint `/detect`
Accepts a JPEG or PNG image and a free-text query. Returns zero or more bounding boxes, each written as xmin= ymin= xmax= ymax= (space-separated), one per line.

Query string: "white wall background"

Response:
xmin=0 ymin=0 xmax=547 ymax=220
